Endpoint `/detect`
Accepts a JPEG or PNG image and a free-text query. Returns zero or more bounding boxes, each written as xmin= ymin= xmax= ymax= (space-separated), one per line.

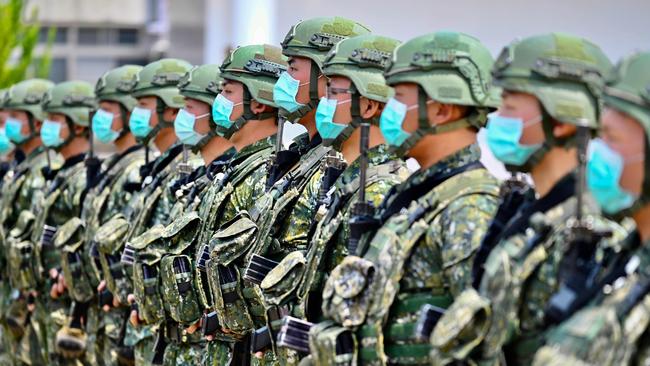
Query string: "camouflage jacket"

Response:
xmin=532 ymin=231 xmax=650 ymax=366
xmin=0 ymin=147 xmax=56 ymax=237
xmin=430 ymin=174 xmax=629 ymax=366
xmin=314 ymin=144 xmax=500 ymax=365
xmin=28 ymin=154 xmax=88 ymax=297
xmin=261 ymin=144 xmax=410 ymax=317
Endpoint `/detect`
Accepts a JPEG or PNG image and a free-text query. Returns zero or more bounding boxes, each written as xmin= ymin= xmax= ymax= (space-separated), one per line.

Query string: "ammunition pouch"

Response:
xmin=321 ymin=256 xmax=375 ymax=328
xmin=206 ymin=211 xmax=264 ymax=336
xmin=260 ymin=251 xmax=307 ymax=306
xmin=58 ymin=217 xmax=94 ymax=302
xmin=309 ymin=321 xmax=357 ymax=366
xmin=244 ymin=254 xmax=279 ymax=285
xmin=96 ymin=214 xmax=132 ymax=304
xmin=276 ymin=316 xmax=313 ymax=354
xmin=160 ymin=255 xmax=201 ymax=324
xmin=131 ymin=225 xmax=166 ymax=325
xmin=7 ymin=210 xmax=39 ymax=291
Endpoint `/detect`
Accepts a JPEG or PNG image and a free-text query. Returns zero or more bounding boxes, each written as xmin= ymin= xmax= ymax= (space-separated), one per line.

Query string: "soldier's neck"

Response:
xmin=340 ymin=125 xmax=384 ymax=165
xmin=201 ymin=136 xmax=233 ymax=166
xmin=633 ymin=204 xmax=650 ymax=242
xmin=412 ymin=128 xmax=476 ymax=171
xmin=153 ymin=127 xmax=177 ymax=154
xmin=530 ymin=146 xmax=578 ymax=198
xmin=230 ymin=118 xmax=277 ymax=151
xmin=60 ymin=137 xmax=89 ymax=161
xmin=298 ymin=109 xmax=318 ymax=140
xmin=21 ymin=137 xmax=42 ymax=156
xmin=115 ymin=133 xmax=137 ymax=154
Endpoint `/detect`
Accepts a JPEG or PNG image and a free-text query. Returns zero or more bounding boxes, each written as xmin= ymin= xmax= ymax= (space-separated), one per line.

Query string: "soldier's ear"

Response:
xmin=360 ymin=97 xmax=380 ymax=120
xmin=250 ymin=99 xmax=272 ymax=116
xmin=552 ymin=121 xmax=577 ymax=139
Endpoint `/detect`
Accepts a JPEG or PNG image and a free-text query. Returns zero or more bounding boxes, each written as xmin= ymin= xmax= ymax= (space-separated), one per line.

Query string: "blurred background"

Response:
xmin=7 ymin=0 xmax=650 ymax=174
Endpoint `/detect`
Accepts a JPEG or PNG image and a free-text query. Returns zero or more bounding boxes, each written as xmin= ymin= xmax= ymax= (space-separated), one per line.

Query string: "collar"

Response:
xmin=405 ymin=143 xmax=481 ymax=189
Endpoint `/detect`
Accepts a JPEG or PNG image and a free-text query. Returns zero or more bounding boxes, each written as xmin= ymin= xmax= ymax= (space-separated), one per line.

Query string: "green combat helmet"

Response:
xmin=384 ymin=31 xmax=498 ymax=156
xmin=42 ymin=80 xmax=96 ymax=148
xmin=177 ymin=63 xmax=223 ymax=150
xmin=492 ymin=32 xmax=612 ymax=168
xmin=279 ymin=16 xmax=372 ymax=121
xmin=95 ymin=64 xmax=143 ymax=138
xmin=131 ymin=58 xmax=192 ymax=142
xmin=4 ymin=78 xmax=54 ymax=143
xmin=96 ymin=65 xmax=142 ymax=110
xmin=217 ymin=44 xmax=287 ymax=138
xmin=321 ymin=34 xmax=400 ymax=148
xmin=602 ymin=51 xmax=650 ymax=215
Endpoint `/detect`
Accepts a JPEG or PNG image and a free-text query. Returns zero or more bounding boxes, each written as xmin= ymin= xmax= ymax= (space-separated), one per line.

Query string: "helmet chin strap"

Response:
xmin=139 ymin=97 xmax=175 ymax=145
xmin=53 ymin=117 xmax=88 ymax=153
xmin=327 ymin=84 xmax=376 ymax=151
xmin=279 ymin=61 xmax=321 ymax=122
xmin=390 ymin=85 xmax=473 ymax=157
xmin=216 ymin=87 xmax=276 ymax=139
xmin=114 ymin=104 xmax=131 ymax=141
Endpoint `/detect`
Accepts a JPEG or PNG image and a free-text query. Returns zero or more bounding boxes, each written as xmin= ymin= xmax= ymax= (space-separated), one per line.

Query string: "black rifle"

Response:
xmin=544 ymin=125 xmax=612 ymax=325
xmin=243 ymin=254 xmax=279 ymax=285
xmin=348 ymin=119 xmax=379 ymax=256
xmin=275 ymin=316 xmax=313 ymax=354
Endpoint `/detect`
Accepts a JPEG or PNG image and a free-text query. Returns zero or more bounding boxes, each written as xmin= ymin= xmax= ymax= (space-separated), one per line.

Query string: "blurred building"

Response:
xmin=28 ymin=0 xmax=649 ymax=83
xmin=27 ymin=0 xmax=207 ymax=83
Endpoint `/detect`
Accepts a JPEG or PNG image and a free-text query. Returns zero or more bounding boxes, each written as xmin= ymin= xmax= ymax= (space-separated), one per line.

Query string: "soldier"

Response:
xmin=30 ymin=80 xmax=95 ymax=364
xmin=295 ymin=31 xmax=502 ymax=365
xmin=0 ymin=78 xmax=56 ymax=365
xmin=91 ymin=58 xmax=194 ymax=366
xmin=429 ymin=33 xmax=629 ymax=365
xmin=81 ymin=65 xmax=146 ymax=366
xmin=134 ymin=64 xmax=235 ymax=366
xmin=532 ymin=52 xmax=650 ymax=366
xmin=183 ymin=44 xmax=286 ymax=366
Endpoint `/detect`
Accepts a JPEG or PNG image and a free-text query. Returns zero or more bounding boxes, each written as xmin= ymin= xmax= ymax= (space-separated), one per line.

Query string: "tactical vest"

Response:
xmin=260 ymin=160 xmax=406 ymax=317
xmin=130 ymin=145 xmax=271 ymax=337
xmin=94 ymin=148 xmax=184 ymax=307
xmin=41 ymin=163 xmax=93 ymax=303
xmin=431 ymin=195 xmax=627 ymax=365
xmin=309 ymin=168 xmax=499 ymax=365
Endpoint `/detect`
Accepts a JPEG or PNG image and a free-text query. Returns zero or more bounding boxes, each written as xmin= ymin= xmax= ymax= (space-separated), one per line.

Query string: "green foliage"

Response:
xmin=0 ymin=0 xmax=54 ymax=88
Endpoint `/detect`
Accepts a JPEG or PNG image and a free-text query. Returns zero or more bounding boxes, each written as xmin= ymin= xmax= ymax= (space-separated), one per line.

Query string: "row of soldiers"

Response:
xmin=0 ymin=15 xmax=647 ymax=366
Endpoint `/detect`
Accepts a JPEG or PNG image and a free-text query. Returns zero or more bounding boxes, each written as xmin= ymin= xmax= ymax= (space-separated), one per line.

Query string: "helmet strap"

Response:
xmin=219 ymin=87 xmax=276 ymax=139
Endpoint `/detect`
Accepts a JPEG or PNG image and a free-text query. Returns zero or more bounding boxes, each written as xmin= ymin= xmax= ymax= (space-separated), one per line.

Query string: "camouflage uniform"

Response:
xmin=0 ymin=79 xmax=57 ymax=366
xmin=197 ymin=45 xmax=286 ymax=365
xmin=30 ymin=81 xmax=97 ymax=365
xmin=429 ymin=34 xmax=629 ymax=366
xmin=91 ymin=58 xmax=195 ymax=366
xmin=82 ymin=65 xmax=145 ymax=366
xmin=530 ymin=52 xmax=650 ymax=366
xmin=305 ymin=32 xmax=501 ymax=365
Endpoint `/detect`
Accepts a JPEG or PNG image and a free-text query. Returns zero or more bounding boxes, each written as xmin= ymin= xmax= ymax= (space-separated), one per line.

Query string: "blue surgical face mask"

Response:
xmin=174 ymin=108 xmax=209 ymax=146
xmin=273 ymin=71 xmax=308 ymax=113
xmin=41 ymin=120 xmax=64 ymax=148
xmin=129 ymin=107 xmax=153 ymax=138
xmin=211 ymin=94 xmax=242 ymax=131
xmin=92 ymin=109 xmax=119 ymax=143
xmin=0 ymin=126 xmax=13 ymax=154
xmin=315 ymin=97 xmax=350 ymax=141
xmin=379 ymin=98 xmax=416 ymax=147
xmin=485 ymin=113 xmax=542 ymax=166
xmin=586 ymin=138 xmax=641 ymax=214
xmin=5 ymin=117 xmax=28 ymax=144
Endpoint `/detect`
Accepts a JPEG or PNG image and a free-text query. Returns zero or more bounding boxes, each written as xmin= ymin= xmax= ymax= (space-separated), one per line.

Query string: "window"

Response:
xmin=78 ymin=27 xmax=111 ymax=45
xmin=48 ymin=58 xmax=67 ymax=83
xmin=118 ymin=28 xmax=139 ymax=45
xmin=38 ymin=27 xmax=68 ymax=44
